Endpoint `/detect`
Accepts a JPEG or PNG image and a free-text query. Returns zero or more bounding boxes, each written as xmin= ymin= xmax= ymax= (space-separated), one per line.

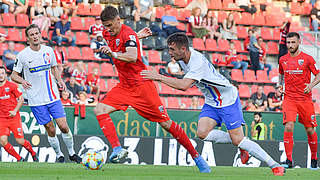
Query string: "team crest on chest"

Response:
xmin=43 ymin=52 xmax=51 ymax=64
xmin=5 ymin=87 xmax=9 ymax=92
xmin=116 ymin=39 xmax=120 ymax=47
xmin=298 ymin=59 xmax=304 ymax=66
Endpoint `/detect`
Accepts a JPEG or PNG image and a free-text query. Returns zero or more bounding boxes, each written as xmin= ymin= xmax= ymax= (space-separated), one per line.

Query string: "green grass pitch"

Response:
xmin=0 ymin=162 xmax=319 ymax=180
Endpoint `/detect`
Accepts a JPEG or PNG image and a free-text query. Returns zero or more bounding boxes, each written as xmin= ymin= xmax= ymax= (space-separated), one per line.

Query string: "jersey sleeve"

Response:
xmin=13 ymin=53 xmax=23 ymax=73
xmin=122 ymin=30 xmax=138 ymax=48
xmin=278 ymin=58 xmax=284 ymax=75
xmin=11 ymin=83 xmax=22 ymax=98
xmin=308 ymin=56 xmax=320 ymax=76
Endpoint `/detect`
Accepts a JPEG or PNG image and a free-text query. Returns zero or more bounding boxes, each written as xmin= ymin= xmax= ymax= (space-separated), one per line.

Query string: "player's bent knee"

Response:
xmin=16 ymin=138 xmax=25 ymax=145
xmin=197 ymin=129 xmax=208 ymax=140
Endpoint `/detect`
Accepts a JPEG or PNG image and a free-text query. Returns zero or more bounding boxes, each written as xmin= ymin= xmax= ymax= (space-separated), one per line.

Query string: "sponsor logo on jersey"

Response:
xmin=0 ymin=94 xmax=10 ymax=99
xmin=29 ymin=64 xmax=51 ymax=73
xmin=298 ymin=59 xmax=304 ymax=66
xmin=5 ymin=87 xmax=9 ymax=92
xmin=116 ymin=39 xmax=120 ymax=47
xmin=129 ymin=35 xmax=136 ymax=42
xmin=17 ymin=128 xmax=21 ymax=132
xmin=158 ymin=105 xmax=164 ymax=113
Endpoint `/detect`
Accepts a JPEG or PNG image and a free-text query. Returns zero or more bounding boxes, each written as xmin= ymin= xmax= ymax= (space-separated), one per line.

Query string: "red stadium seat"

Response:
xmin=77 ymin=3 xmax=91 ymax=16
xmin=2 ymin=13 xmax=16 ymax=26
xmin=101 ymin=63 xmax=116 ymax=77
xmin=98 ymin=79 xmax=108 ymax=92
xmin=239 ymin=12 xmax=253 ymax=25
xmin=7 ymin=28 xmax=21 ymax=41
xmin=76 ymin=32 xmax=90 ymax=45
xmin=223 ymin=0 xmax=235 ymax=10
xmin=148 ymin=50 xmax=162 ymax=64
xmin=180 ymin=97 xmax=192 ymax=108
xmin=205 ymin=38 xmax=218 ymax=52
xmin=251 ymin=84 xmax=258 ymax=94
xmin=71 ymin=17 xmax=84 ymax=30
xmin=267 ymin=41 xmax=279 ymax=54
xmin=231 ymin=69 xmax=244 ymax=82
xmin=177 ymin=9 xmax=191 ymax=21
xmin=90 ymin=4 xmax=102 ymax=16
xmin=217 ymin=39 xmax=229 ymax=52
xmin=232 ymin=12 xmax=241 ymax=23
xmin=264 ymin=85 xmax=275 ymax=95
xmin=237 ymin=26 xmax=247 ymax=39
xmin=193 ymin=38 xmax=206 ymax=51
xmin=272 ymin=28 xmax=281 ymax=41
xmin=81 ymin=47 xmax=95 ymax=60
xmin=16 ymin=14 xmax=30 ymax=27
xmin=302 ymin=2 xmax=312 ymax=15
xmin=232 ymin=40 xmax=244 ymax=53
xmin=156 ymin=7 xmax=165 ymax=19
xmin=261 ymin=27 xmax=273 ymax=40
xmin=14 ymin=43 xmax=25 ymax=52
xmin=256 ymin=70 xmax=271 ymax=83
xmin=211 ymin=53 xmax=225 ymax=65
xmin=106 ymin=79 xmax=119 ymax=91
xmin=84 ymin=17 xmax=95 ymax=30
xmin=265 ymin=14 xmax=283 ymax=27
xmin=167 ymin=8 xmax=179 ymax=18
xmin=238 ymin=84 xmax=250 ymax=98
xmin=243 ymin=69 xmax=256 ymax=83
xmin=87 ymin=62 xmax=100 ymax=74
xmin=208 ymin=0 xmax=222 ymax=9
xmin=291 ymin=2 xmax=302 ymax=15
xmin=176 ymin=23 xmax=186 ymax=31
xmin=68 ymin=46 xmax=81 ymax=59
xmin=174 ymin=0 xmax=187 ymax=7
xmin=160 ymin=83 xmax=175 ymax=95
xmin=185 ymin=86 xmax=202 ymax=96
xmin=167 ymin=97 xmax=180 ymax=109
xmin=218 ymin=11 xmax=228 ymax=24
xmin=252 ymin=13 xmax=265 ymax=26
xmin=269 ymin=68 xmax=279 ymax=82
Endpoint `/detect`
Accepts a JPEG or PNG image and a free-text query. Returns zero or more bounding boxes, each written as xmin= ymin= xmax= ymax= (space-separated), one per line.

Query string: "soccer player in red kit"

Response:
xmin=0 ymin=66 xmax=38 ymax=162
xmin=279 ymin=32 xmax=320 ymax=169
xmin=94 ymin=6 xmax=211 ymax=173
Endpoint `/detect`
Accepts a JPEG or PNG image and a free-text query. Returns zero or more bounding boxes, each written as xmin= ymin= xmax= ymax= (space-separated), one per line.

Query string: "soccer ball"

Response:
xmin=81 ymin=151 xmax=104 ymax=170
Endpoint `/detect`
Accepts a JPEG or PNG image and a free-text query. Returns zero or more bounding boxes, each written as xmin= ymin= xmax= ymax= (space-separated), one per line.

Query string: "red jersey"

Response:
xmin=244 ymin=36 xmax=250 ymax=51
xmin=72 ymin=69 xmax=86 ymax=84
xmin=89 ymin=24 xmax=105 ymax=38
xmin=61 ymin=98 xmax=72 ymax=105
xmin=0 ymin=81 xmax=22 ymax=119
xmin=259 ymin=46 xmax=266 ymax=62
xmin=103 ymin=24 xmax=147 ymax=87
xmin=279 ymin=51 xmax=319 ymax=101
xmin=225 ymin=49 xmax=238 ymax=63
xmin=86 ymin=73 xmax=100 ymax=86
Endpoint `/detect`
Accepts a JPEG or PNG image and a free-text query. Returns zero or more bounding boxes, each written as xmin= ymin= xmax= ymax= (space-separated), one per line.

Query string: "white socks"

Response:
xmin=204 ymin=129 xmax=232 ymax=143
xmin=48 ymin=136 xmax=63 ymax=158
xmin=61 ymin=130 xmax=75 ymax=156
xmin=238 ymin=138 xmax=279 ymax=168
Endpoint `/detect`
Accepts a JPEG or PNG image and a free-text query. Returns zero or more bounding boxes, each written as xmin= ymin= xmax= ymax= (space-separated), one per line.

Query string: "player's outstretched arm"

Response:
xmin=10 ymin=71 xmax=32 ymax=90
xmin=100 ymin=46 xmax=138 ymax=63
xmin=137 ymin=27 xmax=152 ymax=39
xmin=9 ymin=95 xmax=24 ymax=117
xmin=141 ymin=69 xmax=195 ymax=91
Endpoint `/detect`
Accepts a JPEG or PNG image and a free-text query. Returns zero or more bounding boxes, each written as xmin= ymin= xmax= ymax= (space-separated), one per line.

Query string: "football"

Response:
xmin=81 ymin=151 xmax=104 ymax=170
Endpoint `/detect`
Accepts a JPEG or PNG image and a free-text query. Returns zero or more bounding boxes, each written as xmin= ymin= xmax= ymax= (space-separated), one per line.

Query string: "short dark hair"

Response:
xmin=257 ymin=36 xmax=263 ymax=40
xmin=100 ymin=6 xmax=119 ymax=21
xmin=167 ymin=33 xmax=189 ymax=48
xmin=25 ymin=24 xmax=41 ymax=38
xmin=248 ymin=29 xmax=253 ymax=33
xmin=254 ymin=112 xmax=262 ymax=117
xmin=287 ymin=32 xmax=300 ymax=40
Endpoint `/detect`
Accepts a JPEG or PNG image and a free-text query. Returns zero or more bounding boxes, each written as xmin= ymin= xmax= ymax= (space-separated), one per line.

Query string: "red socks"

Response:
xmin=283 ymin=131 xmax=294 ymax=161
xmin=168 ymin=121 xmax=199 ymax=159
xmin=4 ymin=143 xmax=21 ymax=161
xmin=23 ymin=140 xmax=36 ymax=156
xmin=308 ymin=131 xmax=318 ymax=160
xmin=96 ymin=114 xmax=121 ymax=149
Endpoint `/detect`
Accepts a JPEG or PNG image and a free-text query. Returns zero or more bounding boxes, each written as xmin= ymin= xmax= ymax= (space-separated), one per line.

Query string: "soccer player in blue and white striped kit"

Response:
xmin=141 ymin=33 xmax=285 ymax=176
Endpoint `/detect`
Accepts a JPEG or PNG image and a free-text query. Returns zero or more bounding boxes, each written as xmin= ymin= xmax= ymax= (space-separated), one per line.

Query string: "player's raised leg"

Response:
xmin=0 ymin=135 xmax=24 ymax=161
xmin=159 ymin=120 xmax=211 ymax=173
xmin=94 ymin=103 xmax=127 ymax=163
xmin=198 ymin=117 xmax=249 ymax=164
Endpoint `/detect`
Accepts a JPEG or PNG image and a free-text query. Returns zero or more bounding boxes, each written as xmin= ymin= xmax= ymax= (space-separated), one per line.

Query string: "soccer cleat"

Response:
xmin=109 ymin=147 xmax=128 ymax=163
xmin=17 ymin=157 xmax=26 ymax=162
xmin=310 ymin=159 xmax=318 ymax=170
xmin=57 ymin=156 xmax=65 ymax=163
xmin=69 ymin=154 xmax=82 ymax=164
xmin=240 ymin=148 xmax=249 ymax=164
xmin=281 ymin=159 xmax=293 ymax=169
xmin=32 ymin=154 xmax=39 ymax=162
xmin=272 ymin=166 xmax=285 ymax=176
xmin=194 ymin=156 xmax=211 ymax=173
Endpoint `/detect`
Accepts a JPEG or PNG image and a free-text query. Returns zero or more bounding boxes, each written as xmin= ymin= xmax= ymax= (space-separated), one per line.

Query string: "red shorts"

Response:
xmin=100 ymin=81 xmax=170 ymax=122
xmin=282 ymin=99 xmax=317 ymax=127
xmin=0 ymin=115 xmax=24 ymax=138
